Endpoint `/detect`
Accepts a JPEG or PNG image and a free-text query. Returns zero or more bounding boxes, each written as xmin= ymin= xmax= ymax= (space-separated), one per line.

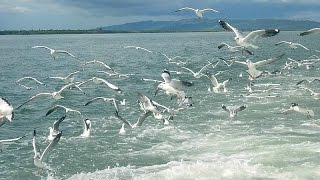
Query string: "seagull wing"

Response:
xmin=206 ymin=72 xmax=219 ymax=87
xmin=254 ymin=54 xmax=285 ymax=68
xmin=300 ymin=28 xmax=320 ymax=36
xmin=201 ymin=8 xmax=219 ymax=13
xmin=17 ymin=93 xmax=52 ymax=109
xmin=218 ymin=43 xmax=229 ymax=49
xmin=274 ymin=41 xmax=289 ymax=46
xmin=53 ymin=115 xmax=66 ymax=131
xmin=45 ymin=105 xmax=61 ymax=116
xmin=133 ymin=111 xmax=153 ymax=127
xmin=57 ymin=83 xmax=75 ymax=94
xmin=141 ymin=78 xmax=163 ymax=83
xmin=235 ymin=105 xmax=247 ymax=113
xmin=221 ymin=105 xmax=231 ymax=113
xmin=161 ymin=69 xmax=172 ymax=83
xmin=95 ymin=60 xmax=114 ymax=71
xmin=32 ymin=46 xmax=53 ymax=51
xmin=243 ymin=29 xmax=280 ymax=42
xmin=0 ymin=134 xmax=27 ymax=143
xmin=159 ymin=53 xmax=170 ymax=61
xmin=65 ymin=71 xmax=80 ymax=79
xmin=99 ymin=78 xmax=122 ymax=93
xmin=40 ymin=131 xmax=62 ymax=161
xmin=114 ymin=113 xmax=132 ymax=127
xmin=234 ymin=60 xmax=248 ymax=66
xmin=218 ymin=20 xmax=243 ymax=39
xmin=181 ymin=67 xmax=195 ymax=75
xmin=175 ymin=7 xmax=196 ymax=12
xmin=32 ymin=129 xmax=39 ymax=158
xmin=55 ymin=50 xmax=75 ymax=57
xmin=85 ymin=97 xmax=107 ymax=106
xmin=295 ymin=43 xmax=309 ymax=50
xmin=198 ymin=62 xmax=213 ymax=74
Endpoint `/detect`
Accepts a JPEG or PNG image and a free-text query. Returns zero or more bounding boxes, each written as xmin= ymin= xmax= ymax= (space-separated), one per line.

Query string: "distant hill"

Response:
xmin=99 ymin=18 xmax=320 ymax=32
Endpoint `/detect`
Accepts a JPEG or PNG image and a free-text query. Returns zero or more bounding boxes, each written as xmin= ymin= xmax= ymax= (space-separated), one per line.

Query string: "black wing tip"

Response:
xmin=0 ymin=97 xmax=12 ymax=106
xmin=162 ymin=69 xmax=171 ymax=76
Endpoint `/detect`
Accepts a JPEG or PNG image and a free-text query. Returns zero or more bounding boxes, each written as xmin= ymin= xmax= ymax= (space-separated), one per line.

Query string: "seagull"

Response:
xmin=235 ymin=54 xmax=285 ymax=80
xmin=114 ymin=111 xmax=153 ymax=128
xmin=84 ymin=97 xmax=119 ymax=115
xmin=17 ymin=83 xmax=79 ymax=109
xmin=81 ymin=118 xmax=91 ymax=138
xmin=299 ymin=28 xmax=320 ymax=36
xmin=0 ymin=97 xmax=14 ymax=127
xmin=137 ymin=92 xmax=162 ymax=119
xmin=296 ymin=79 xmax=320 ymax=85
xmin=48 ymin=71 xmax=80 ymax=84
xmin=84 ymin=60 xmax=114 ymax=72
xmin=45 ymin=105 xmax=82 ymax=117
xmin=159 ymin=53 xmax=186 ymax=62
xmin=206 ymin=72 xmax=231 ymax=93
xmin=218 ymin=20 xmax=280 ymax=49
xmin=181 ymin=62 xmax=214 ymax=78
xmin=33 ymin=129 xmax=62 ymax=168
xmin=16 ymin=77 xmax=46 ymax=90
xmin=47 ymin=115 xmax=66 ymax=141
xmin=32 ymin=46 xmax=76 ymax=60
xmin=301 ymin=87 xmax=320 ymax=99
xmin=275 ymin=41 xmax=309 ymax=50
xmin=222 ymin=105 xmax=247 ymax=118
xmin=91 ymin=77 xmax=122 ymax=93
xmin=280 ymin=103 xmax=314 ymax=119
xmin=124 ymin=46 xmax=153 ymax=53
xmin=0 ymin=134 xmax=27 ymax=151
xmin=119 ymin=123 xmax=126 ymax=134
xmin=175 ymin=7 xmax=220 ymax=18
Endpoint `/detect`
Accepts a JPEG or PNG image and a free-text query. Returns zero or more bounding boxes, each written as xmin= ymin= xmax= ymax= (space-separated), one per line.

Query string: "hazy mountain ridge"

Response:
xmin=100 ymin=18 xmax=320 ymax=32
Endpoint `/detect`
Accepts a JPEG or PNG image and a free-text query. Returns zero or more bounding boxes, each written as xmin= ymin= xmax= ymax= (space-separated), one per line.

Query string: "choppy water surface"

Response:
xmin=1 ymin=32 xmax=320 ymax=179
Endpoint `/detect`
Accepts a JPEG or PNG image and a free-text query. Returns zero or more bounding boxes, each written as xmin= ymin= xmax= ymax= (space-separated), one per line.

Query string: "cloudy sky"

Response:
xmin=1 ymin=0 xmax=320 ymax=30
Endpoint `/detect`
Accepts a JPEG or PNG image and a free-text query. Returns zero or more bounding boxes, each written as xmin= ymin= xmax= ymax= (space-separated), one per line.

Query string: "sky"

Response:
xmin=1 ymin=0 xmax=320 ymax=30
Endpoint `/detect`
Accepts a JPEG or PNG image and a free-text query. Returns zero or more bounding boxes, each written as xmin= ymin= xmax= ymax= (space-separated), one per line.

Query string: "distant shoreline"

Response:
xmin=0 ymin=29 xmax=299 ymax=35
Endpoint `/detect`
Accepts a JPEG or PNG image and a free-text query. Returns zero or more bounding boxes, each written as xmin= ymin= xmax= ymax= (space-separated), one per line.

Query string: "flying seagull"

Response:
xmin=48 ymin=70 xmax=80 ymax=84
xmin=175 ymin=7 xmax=220 ymax=18
xmin=33 ymin=129 xmax=62 ymax=168
xmin=114 ymin=111 xmax=153 ymax=128
xmin=222 ymin=105 xmax=247 ymax=118
xmin=124 ymin=46 xmax=153 ymax=53
xmin=299 ymin=28 xmax=320 ymax=36
xmin=181 ymin=61 xmax=214 ymax=79
xmin=218 ymin=20 xmax=280 ymax=49
xmin=48 ymin=115 xmax=66 ymax=141
xmin=17 ymin=83 xmax=80 ymax=109
xmin=32 ymin=46 xmax=76 ymax=60
xmin=280 ymin=103 xmax=314 ymax=119
xmin=275 ymin=41 xmax=309 ymax=50
xmin=296 ymin=78 xmax=320 ymax=85
xmin=85 ymin=97 xmax=119 ymax=115
xmin=206 ymin=72 xmax=231 ymax=93
xmin=16 ymin=77 xmax=46 ymax=90
xmin=0 ymin=97 xmax=14 ymax=127
xmin=84 ymin=60 xmax=114 ymax=72
xmin=235 ymin=54 xmax=285 ymax=80
xmin=45 ymin=105 xmax=82 ymax=117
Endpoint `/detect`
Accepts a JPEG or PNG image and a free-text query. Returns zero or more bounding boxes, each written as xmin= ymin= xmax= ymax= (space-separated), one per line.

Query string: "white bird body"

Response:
xmin=81 ymin=119 xmax=91 ymax=138
xmin=206 ymin=72 xmax=231 ymax=93
xmin=0 ymin=97 xmax=14 ymax=127
xmin=32 ymin=46 xmax=76 ymax=60
xmin=218 ymin=20 xmax=280 ymax=49
xmin=48 ymin=115 xmax=66 ymax=141
xmin=138 ymin=92 xmax=162 ymax=119
xmin=175 ymin=7 xmax=219 ymax=18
